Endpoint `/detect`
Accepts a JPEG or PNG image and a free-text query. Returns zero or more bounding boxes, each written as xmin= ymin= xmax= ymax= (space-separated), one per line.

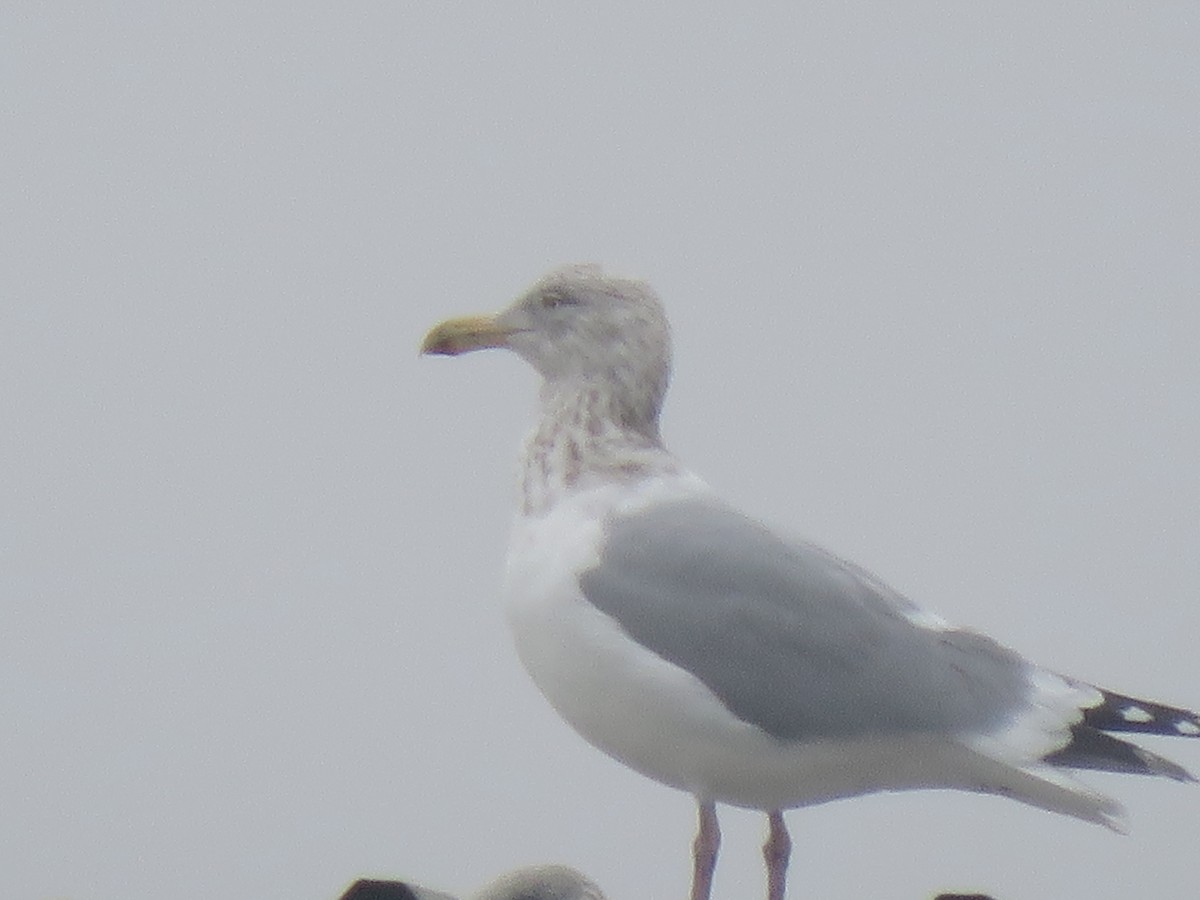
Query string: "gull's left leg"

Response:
xmin=764 ymin=810 xmax=791 ymax=900
xmin=690 ymin=799 xmax=720 ymax=900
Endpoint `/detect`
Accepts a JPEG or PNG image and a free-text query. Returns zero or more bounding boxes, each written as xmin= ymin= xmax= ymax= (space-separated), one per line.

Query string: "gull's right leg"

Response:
xmin=763 ymin=810 xmax=791 ymax=900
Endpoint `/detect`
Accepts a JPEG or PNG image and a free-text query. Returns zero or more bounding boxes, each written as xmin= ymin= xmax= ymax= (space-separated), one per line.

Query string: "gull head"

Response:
xmin=422 ymin=264 xmax=673 ymax=428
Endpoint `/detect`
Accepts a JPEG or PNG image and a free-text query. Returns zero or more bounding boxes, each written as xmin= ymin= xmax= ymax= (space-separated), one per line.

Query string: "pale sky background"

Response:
xmin=3 ymin=4 xmax=1199 ymax=899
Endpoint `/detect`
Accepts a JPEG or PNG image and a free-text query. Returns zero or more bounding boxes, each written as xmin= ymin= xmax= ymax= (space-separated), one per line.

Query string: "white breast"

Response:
xmin=505 ymin=476 xmax=732 ymax=787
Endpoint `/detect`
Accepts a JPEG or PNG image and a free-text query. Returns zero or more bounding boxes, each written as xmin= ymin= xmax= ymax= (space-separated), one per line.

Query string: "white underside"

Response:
xmin=504 ymin=476 xmax=1124 ymax=829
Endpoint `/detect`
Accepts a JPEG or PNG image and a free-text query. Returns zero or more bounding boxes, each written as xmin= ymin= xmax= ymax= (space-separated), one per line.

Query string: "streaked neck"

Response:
xmin=518 ymin=383 xmax=677 ymax=516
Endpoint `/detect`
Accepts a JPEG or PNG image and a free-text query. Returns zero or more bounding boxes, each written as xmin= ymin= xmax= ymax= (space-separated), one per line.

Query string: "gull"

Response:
xmin=421 ymin=264 xmax=1199 ymax=900
xmin=338 ymin=864 xmax=605 ymax=900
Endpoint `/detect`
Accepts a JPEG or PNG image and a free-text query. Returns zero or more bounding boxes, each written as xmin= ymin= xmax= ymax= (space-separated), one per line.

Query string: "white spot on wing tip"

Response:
xmin=903 ymin=609 xmax=953 ymax=632
xmin=1119 ymin=705 xmax=1154 ymax=724
xmin=1176 ymin=720 xmax=1200 ymax=736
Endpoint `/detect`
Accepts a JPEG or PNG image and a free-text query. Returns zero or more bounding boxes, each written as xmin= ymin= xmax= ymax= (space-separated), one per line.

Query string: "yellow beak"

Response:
xmin=420 ymin=314 xmax=514 ymax=356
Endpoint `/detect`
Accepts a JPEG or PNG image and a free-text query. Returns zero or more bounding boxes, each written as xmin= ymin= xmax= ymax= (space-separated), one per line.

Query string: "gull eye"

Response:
xmin=541 ymin=291 xmax=576 ymax=309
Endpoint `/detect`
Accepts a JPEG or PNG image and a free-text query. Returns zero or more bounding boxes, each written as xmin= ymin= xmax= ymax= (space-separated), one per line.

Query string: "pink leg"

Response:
xmin=764 ymin=810 xmax=791 ymax=900
xmin=691 ymin=799 xmax=720 ymax=900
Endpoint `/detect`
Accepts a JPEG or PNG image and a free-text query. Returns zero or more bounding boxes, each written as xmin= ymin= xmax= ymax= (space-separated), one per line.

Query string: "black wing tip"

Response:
xmin=1080 ymin=688 xmax=1200 ymax=738
xmin=1045 ymin=724 xmax=1197 ymax=781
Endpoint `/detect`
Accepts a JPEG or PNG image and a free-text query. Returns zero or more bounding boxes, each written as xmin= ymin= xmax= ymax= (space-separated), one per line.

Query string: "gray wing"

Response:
xmin=578 ymin=498 xmax=1032 ymax=742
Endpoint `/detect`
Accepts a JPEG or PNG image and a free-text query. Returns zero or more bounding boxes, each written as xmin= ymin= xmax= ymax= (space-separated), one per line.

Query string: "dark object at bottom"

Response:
xmin=338 ymin=880 xmax=422 ymax=900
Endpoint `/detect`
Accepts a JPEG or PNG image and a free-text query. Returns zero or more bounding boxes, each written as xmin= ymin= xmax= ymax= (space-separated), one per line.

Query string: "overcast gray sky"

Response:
xmin=3 ymin=4 xmax=1199 ymax=899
